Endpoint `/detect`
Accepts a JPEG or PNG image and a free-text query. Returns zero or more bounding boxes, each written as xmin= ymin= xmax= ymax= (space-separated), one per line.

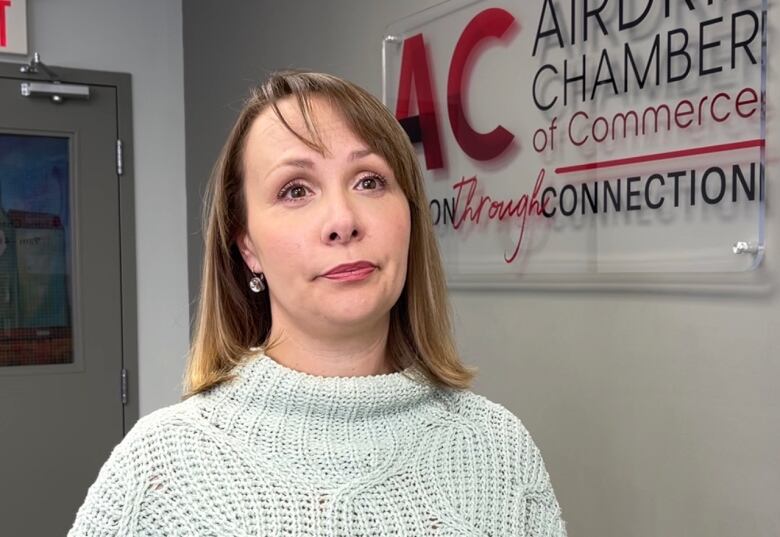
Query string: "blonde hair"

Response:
xmin=183 ymin=71 xmax=476 ymax=397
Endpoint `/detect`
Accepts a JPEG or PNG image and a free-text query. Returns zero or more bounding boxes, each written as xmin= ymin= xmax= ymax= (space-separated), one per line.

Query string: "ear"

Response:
xmin=237 ymin=232 xmax=263 ymax=274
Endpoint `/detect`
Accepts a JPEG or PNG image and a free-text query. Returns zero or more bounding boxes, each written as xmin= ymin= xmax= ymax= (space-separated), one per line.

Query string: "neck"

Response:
xmin=266 ymin=314 xmax=394 ymax=377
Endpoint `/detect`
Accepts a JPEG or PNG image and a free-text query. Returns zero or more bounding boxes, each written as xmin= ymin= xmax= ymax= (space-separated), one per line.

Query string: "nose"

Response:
xmin=321 ymin=189 xmax=362 ymax=244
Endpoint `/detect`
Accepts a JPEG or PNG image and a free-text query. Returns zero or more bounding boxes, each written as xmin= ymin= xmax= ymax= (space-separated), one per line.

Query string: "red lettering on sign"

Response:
xmin=0 ymin=0 xmax=11 ymax=48
xmin=451 ymin=168 xmax=548 ymax=263
xmin=396 ymin=33 xmax=444 ymax=170
xmin=447 ymin=8 xmax=517 ymax=161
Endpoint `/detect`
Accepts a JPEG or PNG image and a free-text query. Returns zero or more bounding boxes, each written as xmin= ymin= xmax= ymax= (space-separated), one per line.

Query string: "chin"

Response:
xmin=324 ymin=302 xmax=390 ymax=327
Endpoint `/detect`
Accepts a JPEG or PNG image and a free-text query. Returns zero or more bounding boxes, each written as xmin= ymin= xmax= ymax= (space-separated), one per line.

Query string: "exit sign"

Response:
xmin=0 ymin=0 xmax=27 ymax=55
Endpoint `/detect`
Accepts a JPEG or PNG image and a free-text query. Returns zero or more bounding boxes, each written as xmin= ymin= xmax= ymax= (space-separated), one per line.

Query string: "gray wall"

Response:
xmin=1 ymin=0 xmax=190 ymax=416
xmin=183 ymin=2 xmax=780 ymax=536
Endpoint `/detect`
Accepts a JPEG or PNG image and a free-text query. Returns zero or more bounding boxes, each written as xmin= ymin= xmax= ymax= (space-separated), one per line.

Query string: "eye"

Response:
xmin=277 ymin=180 xmax=310 ymax=201
xmin=356 ymin=173 xmax=387 ymax=191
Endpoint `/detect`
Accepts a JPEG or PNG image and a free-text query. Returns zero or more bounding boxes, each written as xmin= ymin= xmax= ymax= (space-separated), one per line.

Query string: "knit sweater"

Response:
xmin=68 ymin=350 xmax=567 ymax=536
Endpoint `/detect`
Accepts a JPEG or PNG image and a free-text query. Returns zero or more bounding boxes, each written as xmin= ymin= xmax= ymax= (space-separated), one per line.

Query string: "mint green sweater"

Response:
xmin=68 ymin=351 xmax=566 ymax=536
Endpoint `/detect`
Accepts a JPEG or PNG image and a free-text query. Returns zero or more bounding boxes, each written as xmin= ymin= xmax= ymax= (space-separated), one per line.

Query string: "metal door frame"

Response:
xmin=0 ymin=61 xmax=138 ymax=433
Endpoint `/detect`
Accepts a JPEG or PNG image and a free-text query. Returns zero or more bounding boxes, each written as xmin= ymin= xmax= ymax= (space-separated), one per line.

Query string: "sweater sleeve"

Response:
xmin=522 ymin=460 xmax=567 ymax=537
xmin=66 ymin=420 xmax=149 ymax=536
xmin=515 ymin=420 xmax=567 ymax=537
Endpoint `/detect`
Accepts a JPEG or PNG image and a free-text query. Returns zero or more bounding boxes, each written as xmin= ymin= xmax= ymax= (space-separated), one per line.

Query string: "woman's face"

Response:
xmin=238 ymin=97 xmax=411 ymax=338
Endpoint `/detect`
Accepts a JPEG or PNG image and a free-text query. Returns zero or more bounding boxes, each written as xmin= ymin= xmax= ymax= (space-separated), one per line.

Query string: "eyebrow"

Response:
xmin=270 ymin=148 xmax=376 ymax=172
xmin=348 ymin=148 xmax=375 ymax=161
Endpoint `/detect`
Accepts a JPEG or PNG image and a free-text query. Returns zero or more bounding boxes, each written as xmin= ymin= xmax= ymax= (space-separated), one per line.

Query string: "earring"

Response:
xmin=249 ymin=272 xmax=266 ymax=293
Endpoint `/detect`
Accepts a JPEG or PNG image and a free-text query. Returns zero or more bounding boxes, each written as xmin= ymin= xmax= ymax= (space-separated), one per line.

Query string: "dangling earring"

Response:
xmin=249 ymin=272 xmax=266 ymax=293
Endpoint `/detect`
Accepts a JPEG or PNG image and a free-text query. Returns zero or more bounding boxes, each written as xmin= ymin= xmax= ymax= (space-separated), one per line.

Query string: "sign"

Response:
xmin=383 ymin=0 xmax=767 ymax=280
xmin=0 ymin=0 xmax=27 ymax=55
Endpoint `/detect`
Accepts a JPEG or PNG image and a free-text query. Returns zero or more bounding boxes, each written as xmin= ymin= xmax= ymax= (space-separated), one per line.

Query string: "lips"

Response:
xmin=322 ymin=261 xmax=376 ymax=277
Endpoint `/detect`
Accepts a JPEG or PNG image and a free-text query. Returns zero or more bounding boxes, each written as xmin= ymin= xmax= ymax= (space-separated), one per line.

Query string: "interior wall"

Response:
xmin=1 ymin=0 xmax=190 ymax=416
xmin=183 ymin=1 xmax=780 ymax=536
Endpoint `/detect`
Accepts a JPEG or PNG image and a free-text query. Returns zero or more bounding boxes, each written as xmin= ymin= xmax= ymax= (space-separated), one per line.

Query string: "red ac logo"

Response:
xmin=394 ymin=7 xmax=518 ymax=170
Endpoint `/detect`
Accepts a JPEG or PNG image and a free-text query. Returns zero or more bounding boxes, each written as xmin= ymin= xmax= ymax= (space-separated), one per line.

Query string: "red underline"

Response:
xmin=554 ymin=139 xmax=765 ymax=174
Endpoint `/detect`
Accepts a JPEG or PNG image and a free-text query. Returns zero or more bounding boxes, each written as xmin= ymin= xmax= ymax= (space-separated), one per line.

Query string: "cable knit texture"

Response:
xmin=68 ymin=351 xmax=566 ymax=536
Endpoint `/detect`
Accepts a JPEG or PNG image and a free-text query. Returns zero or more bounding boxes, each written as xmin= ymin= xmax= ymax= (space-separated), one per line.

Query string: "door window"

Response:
xmin=0 ymin=133 xmax=73 ymax=366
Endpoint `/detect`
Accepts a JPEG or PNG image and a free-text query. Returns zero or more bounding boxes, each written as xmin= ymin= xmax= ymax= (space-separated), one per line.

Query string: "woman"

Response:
xmin=69 ymin=71 xmax=567 ymax=536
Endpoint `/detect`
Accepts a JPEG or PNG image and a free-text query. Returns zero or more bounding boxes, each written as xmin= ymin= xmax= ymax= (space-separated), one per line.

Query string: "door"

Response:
xmin=0 ymin=62 xmax=137 ymax=535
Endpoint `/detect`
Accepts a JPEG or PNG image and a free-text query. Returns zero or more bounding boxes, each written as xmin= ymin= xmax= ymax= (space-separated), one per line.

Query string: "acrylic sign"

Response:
xmin=383 ymin=0 xmax=767 ymax=280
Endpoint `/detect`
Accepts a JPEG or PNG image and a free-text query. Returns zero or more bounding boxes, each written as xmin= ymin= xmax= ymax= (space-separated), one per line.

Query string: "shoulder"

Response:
xmin=82 ymin=399 xmax=205 ymax=493
xmin=123 ymin=399 xmax=194 ymax=442
xmin=435 ymin=388 xmax=551 ymax=487
xmin=68 ymin=396 xmax=217 ymax=535
xmin=128 ymin=398 xmax=199 ymax=436
xmin=102 ymin=398 xmax=203 ymax=474
xmin=436 ymin=387 xmax=530 ymax=436
xmin=425 ymin=388 xmax=567 ymax=535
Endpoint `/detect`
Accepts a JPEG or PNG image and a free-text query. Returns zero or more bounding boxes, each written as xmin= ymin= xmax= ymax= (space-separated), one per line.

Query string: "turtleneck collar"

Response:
xmin=193 ymin=349 xmax=445 ymax=486
xmin=218 ymin=348 xmax=439 ymax=420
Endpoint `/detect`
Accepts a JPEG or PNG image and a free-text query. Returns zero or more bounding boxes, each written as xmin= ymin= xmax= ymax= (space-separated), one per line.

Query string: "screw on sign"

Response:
xmin=0 ymin=0 xmax=10 ymax=47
